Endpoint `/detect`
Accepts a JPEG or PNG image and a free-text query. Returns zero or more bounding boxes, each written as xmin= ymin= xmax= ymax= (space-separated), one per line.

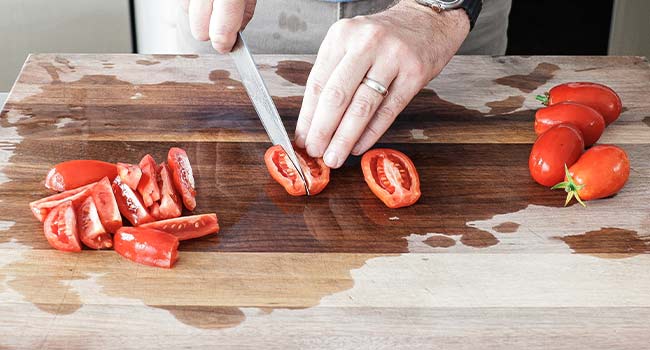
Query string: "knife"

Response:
xmin=230 ymin=32 xmax=310 ymax=195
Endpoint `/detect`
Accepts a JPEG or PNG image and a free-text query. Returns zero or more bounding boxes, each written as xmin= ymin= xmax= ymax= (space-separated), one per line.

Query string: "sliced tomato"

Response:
xmin=43 ymin=201 xmax=82 ymax=252
xmin=141 ymin=214 xmax=219 ymax=241
xmin=76 ymin=196 xmax=112 ymax=250
xmin=44 ymin=160 xmax=117 ymax=192
xmin=137 ymin=154 xmax=161 ymax=207
xmin=90 ymin=177 xmax=122 ymax=233
xmin=167 ymin=147 xmax=196 ymax=210
xmin=112 ymin=177 xmax=154 ymax=226
xmin=361 ymin=149 xmax=421 ymax=209
xmin=117 ymin=163 xmax=142 ymax=190
xmin=29 ymin=183 xmax=94 ymax=222
xmin=151 ymin=163 xmax=182 ymax=220
xmin=264 ymin=144 xmax=330 ymax=196
xmin=114 ymin=227 xmax=179 ymax=268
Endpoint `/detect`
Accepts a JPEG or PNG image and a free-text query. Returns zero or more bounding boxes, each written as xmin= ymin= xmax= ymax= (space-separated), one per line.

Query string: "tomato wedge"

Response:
xmin=76 ymin=196 xmax=112 ymax=250
xmin=90 ymin=177 xmax=122 ymax=233
xmin=117 ymin=163 xmax=142 ymax=190
xmin=112 ymin=177 xmax=154 ymax=226
xmin=114 ymin=227 xmax=179 ymax=268
xmin=529 ymin=124 xmax=584 ymax=187
xmin=537 ymin=82 xmax=623 ymax=125
xmin=534 ymin=102 xmax=606 ymax=147
xmin=151 ymin=163 xmax=182 ymax=220
xmin=167 ymin=147 xmax=196 ymax=210
xmin=264 ymin=144 xmax=330 ymax=196
xmin=361 ymin=149 xmax=421 ymax=208
xmin=29 ymin=183 xmax=94 ymax=222
xmin=43 ymin=201 xmax=82 ymax=252
xmin=141 ymin=214 xmax=219 ymax=241
xmin=44 ymin=160 xmax=117 ymax=192
xmin=137 ymin=154 xmax=161 ymax=207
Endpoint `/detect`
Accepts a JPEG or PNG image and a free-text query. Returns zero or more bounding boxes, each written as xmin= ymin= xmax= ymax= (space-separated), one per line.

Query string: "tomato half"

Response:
xmin=150 ymin=163 xmax=182 ymax=220
xmin=44 ymin=160 xmax=117 ymax=192
xmin=112 ymin=177 xmax=154 ymax=226
xmin=535 ymin=102 xmax=605 ymax=147
xmin=141 ymin=213 xmax=219 ymax=241
xmin=168 ymin=147 xmax=196 ymax=210
xmin=76 ymin=196 xmax=112 ymax=250
xmin=117 ymin=163 xmax=142 ymax=190
xmin=114 ymin=227 xmax=179 ymax=268
xmin=30 ymin=183 xmax=94 ymax=222
xmin=538 ymin=82 xmax=623 ymax=125
xmin=529 ymin=124 xmax=584 ymax=187
xmin=137 ymin=154 xmax=161 ymax=207
xmin=361 ymin=149 xmax=421 ymax=209
xmin=264 ymin=144 xmax=330 ymax=196
xmin=43 ymin=201 xmax=82 ymax=252
xmin=90 ymin=177 xmax=122 ymax=233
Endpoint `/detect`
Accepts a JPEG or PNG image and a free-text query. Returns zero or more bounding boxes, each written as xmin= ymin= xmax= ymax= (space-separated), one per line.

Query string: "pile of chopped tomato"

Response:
xmin=30 ymin=147 xmax=219 ymax=268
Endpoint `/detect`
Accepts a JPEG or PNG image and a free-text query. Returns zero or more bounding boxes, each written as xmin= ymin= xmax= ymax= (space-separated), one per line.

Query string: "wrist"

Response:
xmin=393 ymin=1 xmax=470 ymax=37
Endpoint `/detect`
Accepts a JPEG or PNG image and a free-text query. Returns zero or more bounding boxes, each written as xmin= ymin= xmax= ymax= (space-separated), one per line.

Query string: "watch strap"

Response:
xmin=460 ymin=0 xmax=482 ymax=31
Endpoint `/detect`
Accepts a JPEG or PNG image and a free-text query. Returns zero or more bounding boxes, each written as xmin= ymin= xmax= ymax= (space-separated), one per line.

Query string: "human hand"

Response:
xmin=294 ymin=0 xmax=470 ymax=168
xmin=180 ymin=0 xmax=257 ymax=53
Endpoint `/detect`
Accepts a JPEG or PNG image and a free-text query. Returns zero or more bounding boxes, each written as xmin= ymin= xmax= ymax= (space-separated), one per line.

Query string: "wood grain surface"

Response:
xmin=1 ymin=54 xmax=649 ymax=349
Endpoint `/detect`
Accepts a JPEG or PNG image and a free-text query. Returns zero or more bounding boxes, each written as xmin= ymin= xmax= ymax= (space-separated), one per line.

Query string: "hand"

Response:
xmin=180 ymin=0 xmax=257 ymax=53
xmin=294 ymin=1 xmax=470 ymax=168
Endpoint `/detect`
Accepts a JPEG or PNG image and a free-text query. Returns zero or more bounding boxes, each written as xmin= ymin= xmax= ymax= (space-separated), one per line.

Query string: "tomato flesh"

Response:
xmin=137 ymin=154 xmax=161 ymax=207
xmin=90 ymin=177 xmax=122 ymax=233
xmin=114 ymin=227 xmax=179 ymax=268
xmin=152 ymin=163 xmax=182 ymax=220
xmin=112 ymin=177 xmax=154 ymax=226
xmin=44 ymin=160 xmax=117 ymax=192
xmin=117 ymin=163 xmax=142 ymax=190
xmin=141 ymin=213 xmax=219 ymax=241
xmin=535 ymin=102 xmax=605 ymax=147
xmin=546 ymin=82 xmax=622 ymax=125
xmin=168 ymin=147 xmax=196 ymax=210
xmin=361 ymin=149 xmax=421 ymax=208
xmin=30 ymin=183 xmax=94 ymax=222
xmin=43 ymin=201 xmax=82 ymax=252
xmin=529 ymin=124 xmax=584 ymax=187
xmin=569 ymin=145 xmax=630 ymax=200
xmin=76 ymin=196 xmax=112 ymax=250
xmin=264 ymin=144 xmax=330 ymax=196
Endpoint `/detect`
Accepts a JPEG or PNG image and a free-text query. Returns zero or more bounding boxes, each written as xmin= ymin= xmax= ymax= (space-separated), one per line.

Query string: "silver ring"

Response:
xmin=362 ymin=77 xmax=388 ymax=96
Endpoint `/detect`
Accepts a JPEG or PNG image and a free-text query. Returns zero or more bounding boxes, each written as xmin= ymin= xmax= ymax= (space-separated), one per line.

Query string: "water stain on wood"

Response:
xmin=494 ymin=62 xmax=560 ymax=93
xmin=151 ymin=54 xmax=199 ymax=60
xmin=424 ymin=235 xmax=456 ymax=248
xmin=157 ymin=306 xmax=245 ymax=329
xmin=556 ymin=227 xmax=649 ymax=258
xmin=643 ymin=116 xmax=650 ymax=128
xmin=493 ymin=221 xmax=520 ymax=233
xmin=54 ymin=56 xmax=75 ymax=70
xmin=276 ymin=60 xmax=313 ymax=86
xmin=136 ymin=60 xmax=161 ymax=66
xmin=485 ymin=96 xmax=526 ymax=115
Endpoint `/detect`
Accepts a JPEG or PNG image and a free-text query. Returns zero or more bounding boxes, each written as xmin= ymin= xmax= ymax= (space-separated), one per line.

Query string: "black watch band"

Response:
xmin=460 ymin=0 xmax=482 ymax=31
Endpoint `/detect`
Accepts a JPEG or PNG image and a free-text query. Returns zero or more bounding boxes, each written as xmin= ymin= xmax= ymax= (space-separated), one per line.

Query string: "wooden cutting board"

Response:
xmin=1 ymin=54 xmax=649 ymax=349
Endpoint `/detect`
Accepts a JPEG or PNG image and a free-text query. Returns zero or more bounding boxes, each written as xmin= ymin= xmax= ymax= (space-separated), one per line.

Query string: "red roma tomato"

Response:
xmin=538 ymin=82 xmax=622 ymax=125
xmin=141 ymin=213 xmax=219 ymax=241
xmin=117 ymin=163 xmax=142 ymax=190
xmin=167 ymin=147 xmax=196 ymax=210
xmin=535 ymin=102 xmax=605 ymax=147
xmin=90 ymin=177 xmax=122 ymax=233
xmin=361 ymin=149 xmax=421 ymax=209
xmin=553 ymin=145 xmax=630 ymax=205
xmin=529 ymin=124 xmax=584 ymax=187
xmin=43 ymin=201 xmax=82 ymax=252
xmin=114 ymin=227 xmax=179 ymax=268
xmin=45 ymin=160 xmax=117 ymax=192
xmin=30 ymin=183 xmax=94 ymax=222
xmin=137 ymin=154 xmax=161 ymax=207
xmin=151 ymin=163 xmax=182 ymax=220
xmin=112 ymin=177 xmax=154 ymax=226
xmin=76 ymin=196 xmax=112 ymax=250
xmin=264 ymin=144 xmax=330 ymax=196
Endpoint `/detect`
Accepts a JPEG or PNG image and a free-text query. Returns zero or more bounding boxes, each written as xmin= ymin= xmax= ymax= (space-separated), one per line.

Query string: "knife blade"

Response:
xmin=230 ymin=32 xmax=310 ymax=195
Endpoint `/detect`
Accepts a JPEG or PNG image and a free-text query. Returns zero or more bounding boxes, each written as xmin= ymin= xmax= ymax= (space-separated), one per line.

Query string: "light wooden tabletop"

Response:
xmin=0 ymin=54 xmax=649 ymax=349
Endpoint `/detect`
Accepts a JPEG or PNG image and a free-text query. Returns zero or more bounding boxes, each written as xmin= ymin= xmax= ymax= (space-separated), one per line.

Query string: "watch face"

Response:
xmin=433 ymin=0 xmax=465 ymax=9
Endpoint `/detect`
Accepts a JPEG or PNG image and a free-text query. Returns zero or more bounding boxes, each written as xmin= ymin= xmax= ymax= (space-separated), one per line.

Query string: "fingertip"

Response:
xmin=351 ymin=144 xmax=365 ymax=156
xmin=295 ymin=134 xmax=306 ymax=149
xmin=211 ymin=33 xmax=236 ymax=53
xmin=305 ymin=143 xmax=323 ymax=159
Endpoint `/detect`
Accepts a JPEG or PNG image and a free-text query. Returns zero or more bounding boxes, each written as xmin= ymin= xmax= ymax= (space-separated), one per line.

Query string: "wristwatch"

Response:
xmin=414 ymin=0 xmax=483 ymax=31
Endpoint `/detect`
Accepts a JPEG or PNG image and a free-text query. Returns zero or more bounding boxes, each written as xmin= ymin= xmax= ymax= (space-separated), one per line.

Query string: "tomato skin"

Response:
xmin=137 ymin=154 xmax=161 ymax=207
xmin=76 ymin=196 xmax=112 ymax=250
xmin=43 ymin=201 xmax=82 ymax=252
xmin=535 ymin=102 xmax=605 ymax=147
xmin=529 ymin=124 xmax=585 ymax=187
xmin=140 ymin=213 xmax=219 ymax=241
xmin=112 ymin=177 xmax=155 ymax=226
xmin=45 ymin=160 xmax=117 ymax=192
xmin=361 ymin=149 xmax=421 ymax=209
xmin=30 ymin=183 xmax=94 ymax=222
xmin=168 ymin=147 xmax=196 ymax=210
xmin=568 ymin=145 xmax=630 ymax=200
xmin=90 ymin=177 xmax=122 ymax=233
xmin=117 ymin=163 xmax=142 ymax=191
xmin=545 ymin=82 xmax=622 ymax=125
xmin=264 ymin=144 xmax=330 ymax=196
xmin=151 ymin=163 xmax=182 ymax=220
xmin=114 ymin=227 xmax=179 ymax=268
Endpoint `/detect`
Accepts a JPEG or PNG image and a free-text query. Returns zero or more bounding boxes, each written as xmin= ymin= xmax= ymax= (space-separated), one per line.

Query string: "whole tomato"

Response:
xmin=552 ymin=145 xmax=630 ymax=206
xmin=535 ymin=102 xmax=605 ymax=147
xmin=529 ymin=123 xmax=584 ymax=187
xmin=537 ymin=82 xmax=622 ymax=125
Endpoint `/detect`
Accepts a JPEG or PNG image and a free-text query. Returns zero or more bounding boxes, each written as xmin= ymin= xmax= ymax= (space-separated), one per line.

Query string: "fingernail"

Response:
xmin=351 ymin=144 xmax=363 ymax=156
xmin=306 ymin=143 xmax=321 ymax=158
xmin=323 ymin=150 xmax=339 ymax=168
xmin=295 ymin=135 xmax=306 ymax=148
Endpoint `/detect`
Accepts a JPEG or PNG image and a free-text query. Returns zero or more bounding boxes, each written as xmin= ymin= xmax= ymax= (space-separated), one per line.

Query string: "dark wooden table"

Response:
xmin=1 ymin=54 xmax=649 ymax=349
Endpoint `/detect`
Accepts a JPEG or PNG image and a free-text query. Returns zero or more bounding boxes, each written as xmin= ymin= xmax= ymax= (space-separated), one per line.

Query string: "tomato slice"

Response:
xmin=29 ymin=183 xmax=94 ymax=222
xmin=264 ymin=144 xmax=330 ymax=196
xmin=114 ymin=227 xmax=179 ymax=268
xmin=137 ymin=154 xmax=161 ymax=207
xmin=117 ymin=163 xmax=142 ymax=190
xmin=361 ymin=149 xmax=421 ymax=209
xmin=112 ymin=177 xmax=154 ymax=226
xmin=167 ymin=147 xmax=196 ymax=210
xmin=44 ymin=160 xmax=117 ymax=192
xmin=43 ymin=201 xmax=82 ymax=252
xmin=90 ymin=177 xmax=122 ymax=233
xmin=140 ymin=213 xmax=219 ymax=241
xmin=151 ymin=163 xmax=182 ymax=220
xmin=76 ymin=196 xmax=112 ymax=250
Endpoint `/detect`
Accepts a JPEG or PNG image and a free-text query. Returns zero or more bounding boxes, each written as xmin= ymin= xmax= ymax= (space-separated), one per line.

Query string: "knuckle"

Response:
xmin=321 ymin=85 xmax=347 ymax=108
xmin=388 ymin=93 xmax=410 ymax=109
xmin=375 ymin=103 xmax=398 ymax=122
xmin=348 ymin=96 xmax=376 ymax=119
xmin=365 ymin=124 xmax=384 ymax=140
xmin=311 ymin=127 xmax=330 ymax=141
xmin=305 ymin=78 xmax=325 ymax=96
